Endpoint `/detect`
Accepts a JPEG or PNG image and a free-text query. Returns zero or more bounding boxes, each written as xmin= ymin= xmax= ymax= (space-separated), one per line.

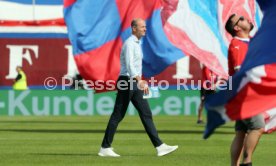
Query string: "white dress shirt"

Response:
xmin=119 ymin=35 xmax=143 ymax=78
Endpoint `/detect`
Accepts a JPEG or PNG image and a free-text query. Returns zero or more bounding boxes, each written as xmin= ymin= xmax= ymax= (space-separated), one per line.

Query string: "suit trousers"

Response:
xmin=101 ymin=76 xmax=163 ymax=148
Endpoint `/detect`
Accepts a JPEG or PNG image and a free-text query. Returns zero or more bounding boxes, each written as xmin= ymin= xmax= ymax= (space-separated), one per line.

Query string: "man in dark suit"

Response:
xmin=98 ymin=18 xmax=178 ymax=157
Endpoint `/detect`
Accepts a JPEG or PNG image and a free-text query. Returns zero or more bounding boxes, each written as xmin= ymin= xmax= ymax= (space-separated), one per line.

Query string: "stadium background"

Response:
xmin=1 ymin=1 xmax=276 ymax=166
xmin=0 ymin=0 xmax=203 ymax=116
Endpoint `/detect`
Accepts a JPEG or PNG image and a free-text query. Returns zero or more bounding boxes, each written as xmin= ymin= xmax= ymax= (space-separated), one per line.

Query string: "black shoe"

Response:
xmin=197 ymin=120 xmax=204 ymax=124
xmin=240 ymin=163 xmax=252 ymax=166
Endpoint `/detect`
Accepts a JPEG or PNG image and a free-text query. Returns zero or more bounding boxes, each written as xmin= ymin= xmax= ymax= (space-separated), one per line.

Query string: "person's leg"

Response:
xmin=197 ymin=100 xmax=204 ymax=123
xmin=131 ymin=87 xmax=162 ymax=147
xmin=242 ymin=128 xmax=263 ymax=164
xmin=231 ymin=120 xmax=247 ymax=166
xmin=231 ymin=131 xmax=246 ymax=166
xmin=101 ymin=78 xmax=132 ymax=148
xmin=197 ymin=89 xmax=205 ymax=123
xmin=131 ymin=83 xmax=178 ymax=156
xmin=242 ymin=114 xmax=265 ymax=164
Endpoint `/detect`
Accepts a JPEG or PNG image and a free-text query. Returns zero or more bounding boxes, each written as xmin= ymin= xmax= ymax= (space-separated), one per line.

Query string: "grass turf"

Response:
xmin=0 ymin=116 xmax=275 ymax=166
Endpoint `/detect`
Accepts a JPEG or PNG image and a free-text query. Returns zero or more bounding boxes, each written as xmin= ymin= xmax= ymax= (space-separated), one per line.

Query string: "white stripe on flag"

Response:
xmin=167 ymin=0 xmax=228 ymax=74
xmin=265 ymin=108 xmax=276 ymax=133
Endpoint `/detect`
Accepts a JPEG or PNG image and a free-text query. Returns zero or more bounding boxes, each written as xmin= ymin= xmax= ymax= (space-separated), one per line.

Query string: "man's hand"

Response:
xmin=138 ymin=80 xmax=149 ymax=95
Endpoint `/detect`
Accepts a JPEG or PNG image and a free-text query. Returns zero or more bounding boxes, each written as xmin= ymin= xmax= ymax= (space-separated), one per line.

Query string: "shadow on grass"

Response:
xmin=0 ymin=121 xmax=97 ymax=124
xmin=194 ymin=124 xmax=234 ymax=129
xmin=30 ymin=153 xmax=95 ymax=156
xmin=30 ymin=153 xmax=147 ymax=157
xmin=0 ymin=129 xmax=233 ymax=135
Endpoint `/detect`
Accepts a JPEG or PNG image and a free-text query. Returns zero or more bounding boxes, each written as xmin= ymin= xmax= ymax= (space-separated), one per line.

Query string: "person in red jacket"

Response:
xmin=225 ymin=14 xmax=265 ymax=166
xmin=227 ymin=16 xmax=250 ymax=76
xmin=197 ymin=65 xmax=218 ymax=124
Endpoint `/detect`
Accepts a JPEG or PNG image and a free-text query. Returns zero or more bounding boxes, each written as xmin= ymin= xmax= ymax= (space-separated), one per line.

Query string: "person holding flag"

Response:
xmin=225 ymin=14 xmax=265 ymax=166
xmin=204 ymin=0 xmax=276 ymax=165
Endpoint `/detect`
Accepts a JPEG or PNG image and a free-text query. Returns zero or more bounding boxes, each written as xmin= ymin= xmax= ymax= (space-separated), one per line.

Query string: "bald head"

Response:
xmin=131 ymin=18 xmax=144 ymax=28
xmin=131 ymin=18 xmax=146 ymax=39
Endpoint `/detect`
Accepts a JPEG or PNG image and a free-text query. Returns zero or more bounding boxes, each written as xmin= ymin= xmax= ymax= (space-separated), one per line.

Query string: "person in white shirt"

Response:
xmin=98 ymin=18 xmax=178 ymax=157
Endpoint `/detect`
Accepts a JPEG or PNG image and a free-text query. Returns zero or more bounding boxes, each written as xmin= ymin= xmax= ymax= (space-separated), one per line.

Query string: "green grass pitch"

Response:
xmin=0 ymin=116 xmax=275 ymax=166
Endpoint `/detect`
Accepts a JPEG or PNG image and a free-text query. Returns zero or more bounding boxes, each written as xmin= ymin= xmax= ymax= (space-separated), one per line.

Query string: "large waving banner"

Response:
xmin=64 ymin=0 xmax=261 ymax=90
xmin=1 ymin=0 xmax=261 ymax=89
xmin=63 ymin=0 xmax=184 ymax=89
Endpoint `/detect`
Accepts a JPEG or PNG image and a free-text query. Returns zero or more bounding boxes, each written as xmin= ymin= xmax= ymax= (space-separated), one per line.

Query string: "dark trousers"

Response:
xmin=101 ymin=76 xmax=163 ymax=148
